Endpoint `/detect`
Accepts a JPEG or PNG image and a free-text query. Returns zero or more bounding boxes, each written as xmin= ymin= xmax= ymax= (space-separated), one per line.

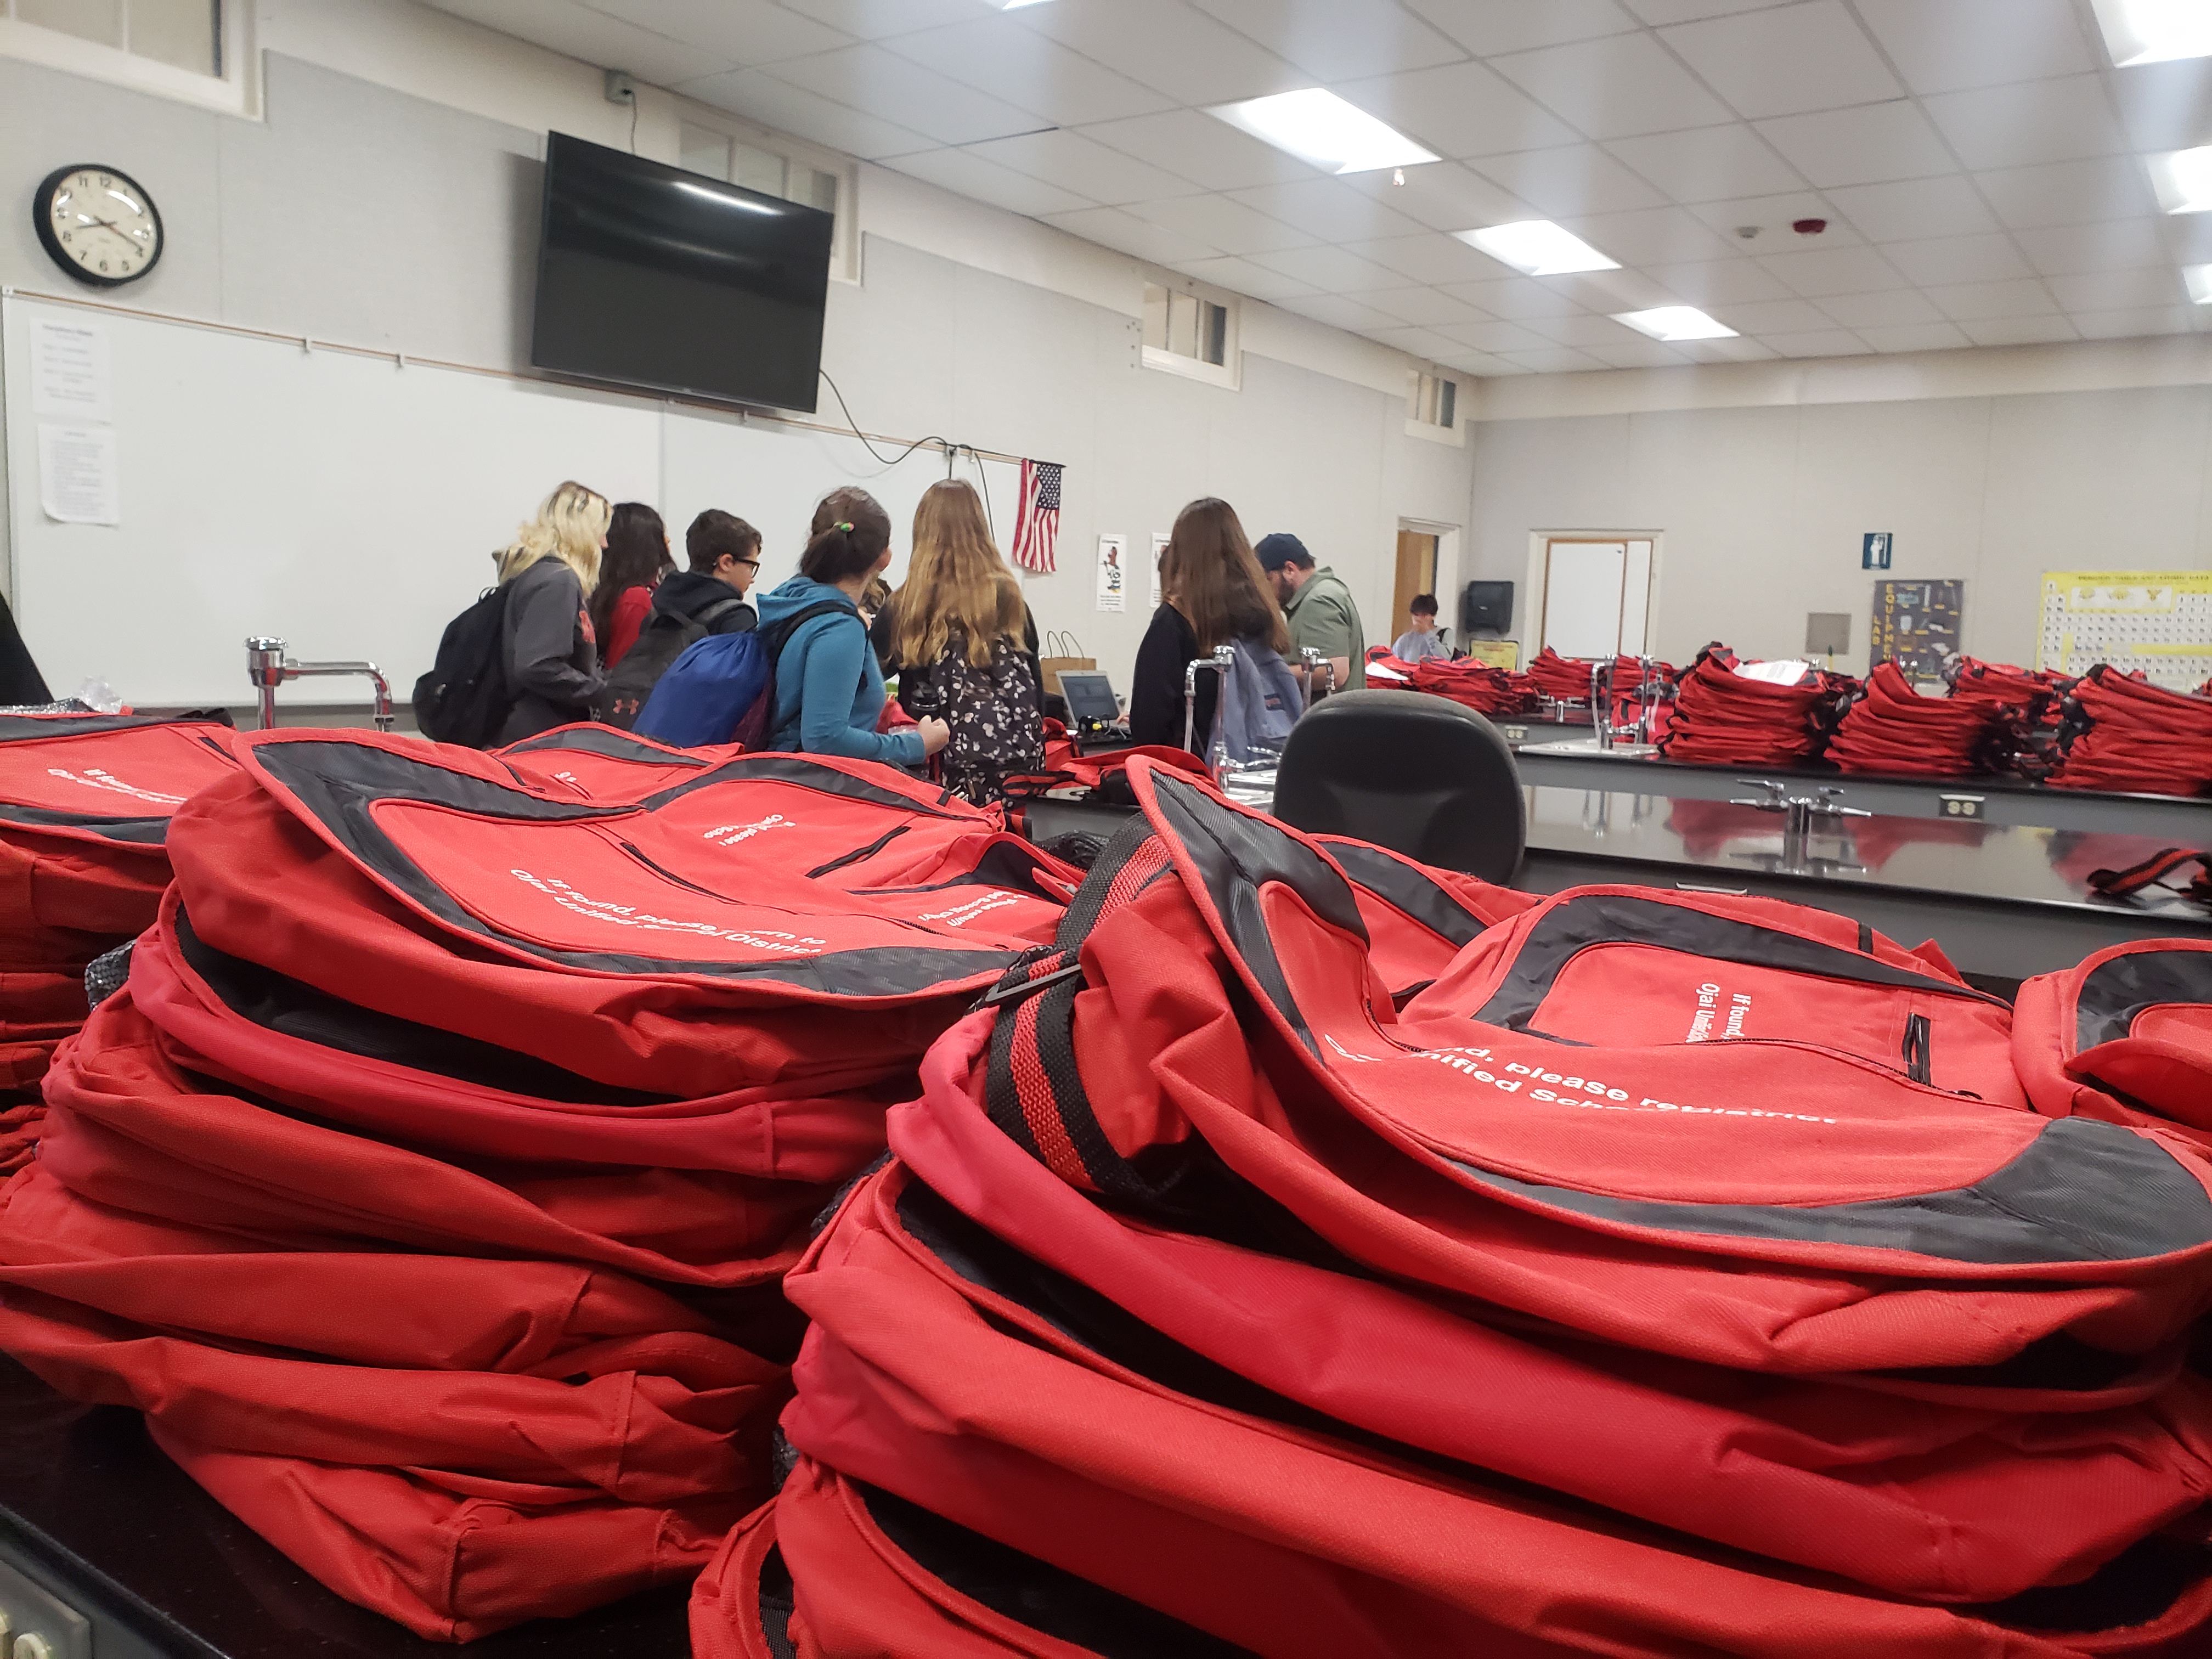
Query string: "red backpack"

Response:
xmin=2015 ymin=939 xmax=2212 ymax=1147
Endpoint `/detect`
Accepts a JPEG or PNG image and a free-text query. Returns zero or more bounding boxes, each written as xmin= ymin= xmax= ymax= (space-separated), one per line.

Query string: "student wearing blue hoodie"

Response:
xmin=755 ymin=487 xmax=949 ymax=768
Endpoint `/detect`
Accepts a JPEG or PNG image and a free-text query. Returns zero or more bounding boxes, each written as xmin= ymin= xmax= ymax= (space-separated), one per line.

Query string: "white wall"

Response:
xmin=0 ymin=2 xmax=1464 ymax=702
xmin=1470 ymin=382 xmax=2212 ymax=676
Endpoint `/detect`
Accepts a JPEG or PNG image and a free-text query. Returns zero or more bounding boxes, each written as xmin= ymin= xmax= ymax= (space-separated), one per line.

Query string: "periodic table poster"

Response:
xmin=2039 ymin=571 xmax=2212 ymax=689
xmin=1870 ymin=579 xmax=1964 ymax=676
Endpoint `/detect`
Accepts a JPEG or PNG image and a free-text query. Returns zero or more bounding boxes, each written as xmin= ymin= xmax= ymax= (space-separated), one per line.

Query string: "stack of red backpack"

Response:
xmin=0 ymin=725 xmax=1080 ymax=1643
xmin=1657 ymin=645 xmax=1855 ymax=767
xmin=2046 ymin=666 xmax=2212 ymax=795
xmin=1524 ymin=645 xmax=1601 ymax=704
xmin=1364 ymin=650 xmax=1538 ymax=718
xmin=0 ymin=711 xmax=239 ymax=1170
xmin=696 ymin=758 xmax=2212 ymax=1658
xmin=1827 ymin=661 xmax=2003 ymax=776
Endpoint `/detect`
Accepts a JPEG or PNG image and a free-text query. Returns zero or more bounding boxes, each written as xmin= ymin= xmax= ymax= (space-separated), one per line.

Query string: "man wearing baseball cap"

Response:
xmin=1255 ymin=532 xmax=1365 ymax=692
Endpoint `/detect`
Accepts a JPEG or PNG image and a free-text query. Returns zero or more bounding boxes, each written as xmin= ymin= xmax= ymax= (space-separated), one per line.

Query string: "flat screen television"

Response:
xmin=532 ymin=131 xmax=834 ymax=413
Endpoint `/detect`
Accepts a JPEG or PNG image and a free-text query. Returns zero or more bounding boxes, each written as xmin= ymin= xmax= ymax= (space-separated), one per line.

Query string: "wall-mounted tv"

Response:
xmin=532 ymin=131 xmax=834 ymax=413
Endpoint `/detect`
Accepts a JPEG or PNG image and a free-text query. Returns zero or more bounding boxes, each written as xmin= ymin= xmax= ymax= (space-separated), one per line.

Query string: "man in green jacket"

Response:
xmin=1256 ymin=533 xmax=1364 ymax=691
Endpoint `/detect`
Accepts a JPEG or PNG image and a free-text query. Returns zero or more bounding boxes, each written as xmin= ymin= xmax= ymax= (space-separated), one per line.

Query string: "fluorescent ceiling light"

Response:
xmin=997 ymin=1 xmax=1056 ymax=8
xmin=2187 ymin=265 xmax=2212 ymax=304
xmin=2151 ymin=145 xmax=2212 ymax=212
xmin=1209 ymin=88 xmax=1438 ymax=176
xmin=1454 ymin=220 xmax=1619 ymax=276
xmin=1613 ymin=306 xmax=1737 ymax=341
xmin=2090 ymin=0 xmax=2212 ymax=65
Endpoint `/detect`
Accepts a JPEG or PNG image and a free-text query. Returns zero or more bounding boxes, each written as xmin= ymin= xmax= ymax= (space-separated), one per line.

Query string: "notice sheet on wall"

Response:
xmin=1150 ymin=531 xmax=1168 ymax=608
xmin=38 ymin=424 xmax=121 ymax=525
xmin=31 ymin=317 xmax=113 ymax=424
xmin=1870 ymin=579 xmax=1963 ymax=676
xmin=2039 ymin=571 xmax=2212 ymax=690
xmin=1096 ymin=534 xmax=1127 ymax=613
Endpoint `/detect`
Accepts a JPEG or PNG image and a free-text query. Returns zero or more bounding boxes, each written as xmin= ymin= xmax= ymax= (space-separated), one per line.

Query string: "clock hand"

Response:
xmin=84 ymin=216 xmax=143 ymax=249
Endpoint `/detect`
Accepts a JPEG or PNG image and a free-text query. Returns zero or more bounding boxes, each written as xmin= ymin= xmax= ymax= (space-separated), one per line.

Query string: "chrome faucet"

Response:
xmin=1183 ymin=644 xmax=1237 ymax=759
xmin=1729 ymin=778 xmax=1871 ymax=876
xmin=1298 ymin=646 xmax=1336 ymax=708
xmin=247 ymin=636 xmax=394 ymax=732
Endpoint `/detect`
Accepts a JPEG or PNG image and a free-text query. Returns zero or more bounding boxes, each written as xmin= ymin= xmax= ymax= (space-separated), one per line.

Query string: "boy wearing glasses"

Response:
xmin=648 ymin=509 xmax=763 ymax=639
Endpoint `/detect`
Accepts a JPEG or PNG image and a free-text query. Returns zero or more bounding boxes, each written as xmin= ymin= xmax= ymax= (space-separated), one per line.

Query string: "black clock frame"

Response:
xmin=33 ymin=162 xmax=164 ymax=289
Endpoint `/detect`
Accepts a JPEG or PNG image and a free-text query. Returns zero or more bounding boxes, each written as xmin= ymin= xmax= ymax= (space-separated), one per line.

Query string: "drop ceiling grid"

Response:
xmin=425 ymin=0 xmax=2212 ymax=375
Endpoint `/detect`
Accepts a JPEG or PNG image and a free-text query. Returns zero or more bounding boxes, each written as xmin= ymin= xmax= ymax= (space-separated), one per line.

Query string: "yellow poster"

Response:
xmin=1460 ymin=639 xmax=1520 ymax=669
xmin=2039 ymin=571 xmax=2212 ymax=689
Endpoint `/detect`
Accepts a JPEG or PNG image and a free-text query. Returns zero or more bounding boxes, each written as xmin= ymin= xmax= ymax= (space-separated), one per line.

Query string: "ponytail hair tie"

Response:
xmin=835 ymin=521 xmax=854 ymax=533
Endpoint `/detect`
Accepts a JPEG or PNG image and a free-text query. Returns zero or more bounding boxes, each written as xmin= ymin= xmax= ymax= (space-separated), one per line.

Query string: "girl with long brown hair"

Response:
xmin=882 ymin=479 xmax=1044 ymax=802
xmin=1129 ymin=497 xmax=1289 ymax=751
xmin=588 ymin=502 xmax=673 ymax=669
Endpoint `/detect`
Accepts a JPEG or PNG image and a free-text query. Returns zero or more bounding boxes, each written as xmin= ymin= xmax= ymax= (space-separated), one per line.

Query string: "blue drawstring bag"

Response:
xmin=634 ymin=600 xmax=849 ymax=748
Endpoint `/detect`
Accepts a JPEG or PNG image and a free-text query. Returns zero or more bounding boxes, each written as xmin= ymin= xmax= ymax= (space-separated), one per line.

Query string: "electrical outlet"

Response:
xmin=604 ymin=69 xmax=637 ymax=104
xmin=0 ymin=1560 xmax=88 ymax=1659
xmin=1939 ymin=794 xmax=1984 ymax=819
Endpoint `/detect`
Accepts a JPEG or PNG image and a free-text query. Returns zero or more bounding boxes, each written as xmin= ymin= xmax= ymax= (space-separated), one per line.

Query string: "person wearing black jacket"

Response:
xmin=650 ymin=509 xmax=761 ymax=637
xmin=1128 ymin=497 xmax=1290 ymax=753
xmin=0 ymin=591 xmax=51 ymax=707
xmin=494 ymin=481 xmax=611 ymax=744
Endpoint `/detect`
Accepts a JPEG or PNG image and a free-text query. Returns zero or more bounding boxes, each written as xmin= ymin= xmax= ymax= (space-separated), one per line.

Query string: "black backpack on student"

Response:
xmin=411 ymin=585 xmax=513 ymax=748
xmin=592 ymin=595 xmax=749 ymax=731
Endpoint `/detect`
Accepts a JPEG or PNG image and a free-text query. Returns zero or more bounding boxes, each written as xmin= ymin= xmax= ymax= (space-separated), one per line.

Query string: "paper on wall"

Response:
xmin=38 ymin=424 xmax=121 ymax=525
xmin=1150 ymin=531 xmax=1168 ymax=608
xmin=1096 ymin=534 xmax=1127 ymax=613
xmin=32 ymin=318 xmax=113 ymax=424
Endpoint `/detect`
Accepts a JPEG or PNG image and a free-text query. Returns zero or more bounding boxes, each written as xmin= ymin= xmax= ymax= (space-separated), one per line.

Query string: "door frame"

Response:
xmin=1526 ymin=529 xmax=1663 ymax=658
xmin=1397 ymin=516 xmax=1462 ymax=642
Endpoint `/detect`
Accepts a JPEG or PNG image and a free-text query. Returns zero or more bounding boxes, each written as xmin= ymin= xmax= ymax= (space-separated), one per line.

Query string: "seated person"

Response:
xmin=1392 ymin=593 xmax=1452 ymax=662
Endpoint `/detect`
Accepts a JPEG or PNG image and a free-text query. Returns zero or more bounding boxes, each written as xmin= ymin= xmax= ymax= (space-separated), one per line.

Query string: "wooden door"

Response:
xmin=1393 ymin=531 xmax=1437 ymax=640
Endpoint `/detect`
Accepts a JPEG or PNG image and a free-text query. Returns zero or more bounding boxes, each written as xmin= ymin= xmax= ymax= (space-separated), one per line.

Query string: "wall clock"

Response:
xmin=34 ymin=163 xmax=163 ymax=287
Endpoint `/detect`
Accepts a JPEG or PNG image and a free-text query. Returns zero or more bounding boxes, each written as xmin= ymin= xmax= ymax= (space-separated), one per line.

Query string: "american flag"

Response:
xmin=1009 ymin=459 xmax=1063 ymax=574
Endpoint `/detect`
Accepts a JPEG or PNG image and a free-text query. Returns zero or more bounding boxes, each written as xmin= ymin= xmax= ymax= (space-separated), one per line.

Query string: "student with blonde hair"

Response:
xmin=880 ymin=479 xmax=1043 ymax=802
xmin=495 ymin=479 xmax=611 ymax=743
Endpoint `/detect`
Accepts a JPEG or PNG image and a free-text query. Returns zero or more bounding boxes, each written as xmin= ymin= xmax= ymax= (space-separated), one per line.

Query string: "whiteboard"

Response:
xmin=1542 ymin=540 xmax=1627 ymax=659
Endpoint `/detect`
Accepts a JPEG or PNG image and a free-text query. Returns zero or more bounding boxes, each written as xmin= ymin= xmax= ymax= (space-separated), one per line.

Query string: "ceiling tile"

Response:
xmin=1403 ymin=0 xmax=1640 ymax=56
xmin=2045 ymin=267 xmax=2191 ymax=311
xmin=764 ymin=44 xmax=1050 ymax=145
xmin=2171 ymin=216 xmax=2212 ymax=263
xmin=1011 ymin=0 xmax=1305 ymax=107
xmin=963 ymin=129 xmax=1198 ymax=206
xmin=1498 ymin=346 xmax=1610 ymax=371
xmin=1959 ymin=314 xmax=2080 ymax=346
xmin=1878 ymin=232 xmax=2032 ymax=286
xmin=1488 ymin=34 xmax=1734 ymax=140
xmin=1821 ymin=176 xmax=1995 ymax=242
xmin=582 ymin=0 xmax=849 ymax=63
xmin=771 ymin=0 xmax=979 ymax=38
xmin=1336 ymin=163 xmax=1540 ymax=233
xmin=1754 ymin=101 xmax=1956 ymax=189
xmin=1125 ymin=193 xmax=1317 ymax=255
xmin=1707 ymin=296 xmax=1837 ymax=332
xmin=1619 ymin=0 xmax=1796 ymax=24
xmin=1077 ymin=111 xmax=1317 ymax=193
xmin=1521 ymin=311 xmax=1648 ymax=346
xmin=881 ymin=146 xmax=1096 ymax=217
xmin=2015 ymin=218 xmax=2174 ymax=276
xmin=1674 ymin=334 xmax=1785 ymax=362
xmin=1605 ymin=124 xmax=1805 ymax=202
xmin=1344 ymin=232 xmax=1520 ymax=284
xmin=676 ymin=67 xmax=936 ymax=157
xmin=2069 ymin=306 xmax=2207 ymax=339
xmin=1855 ymin=321 xmax=1973 ymax=352
xmin=1336 ymin=61 xmax=1578 ymax=160
xmin=2109 ymin=59 xmax=2212 ymax=153
xmin=1433 ymin=276 xmax=1594 ymax=318
xmin=1224 ymin=177 xmax=1432 ymax=241
xmin=1553 ymin=205 xmax=1743 ymax=264
xmin=880 ymin=19 xmax=1173 ymax=128
xmin=1445 ymin=351 xmax=1532 ymax=375
xmin=1922 ymin=276 xmax=2062 ymax=320
xmin=433 ymin=0 xmax=742 ymax=85
xmin=1850 ymin=0 xmax=2093 ymax=96
xmin=1039 ymin=206 xmax=1222 ymax=266
xmin=1274 ymin=294 xmax=1414 ymax=334
xmin=1165 ymin=255 xmax=1319 ymax=301
xmin=1247 ymin=244 xmax=1423 ymax=291
xmin=1755 ymin=244 xmax=1908 ymax=295
xmin=1362 ymin=323 xmax=1477 ymax=360
xmin=1644 ymin=258 xmax=1796 ymax=302
xmin=1344 ymin=285 xmax=1491 ymax=325
xmin=1468 ymin=144 xmax=1667 ymax=216
xmin=1922 ymin=76 xmax=2130 ymax=172
xmin=1973 ymin=156 xmax=2162 ymax=230
xmin=1658 ymin=2 xmax=1901 ymax=119
xmin=1815 ymin=287 xmax=1944 ymax=326
xmin=1547 ymin=267 xmax=1685 ymax=310
xmin=1684 ymin=191 xmax=1861 ymax=245
xmin=1582 ymin=337 xmax=1695 ymax=368
xmin=1184 ymin=0 xmax=1468 ymax=82
xmin=1763 ymin=328 xmax=1875 ymax=356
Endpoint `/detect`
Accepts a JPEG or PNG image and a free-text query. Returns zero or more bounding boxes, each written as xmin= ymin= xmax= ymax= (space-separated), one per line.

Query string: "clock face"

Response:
xmin=35 ymin=164 xmax=163 ymax=288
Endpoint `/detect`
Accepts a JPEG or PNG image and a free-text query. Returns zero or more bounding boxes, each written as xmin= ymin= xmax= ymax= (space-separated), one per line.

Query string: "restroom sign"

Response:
xmin=1862 ymin=532 xmax=1892 ymax=571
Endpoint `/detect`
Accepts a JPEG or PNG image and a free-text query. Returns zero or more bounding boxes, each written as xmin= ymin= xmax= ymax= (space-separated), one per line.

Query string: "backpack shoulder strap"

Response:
xmin=697 ymin=595 xmax=747 ymax=628
xmin=764 ymin=600 xmax=862 ymax=653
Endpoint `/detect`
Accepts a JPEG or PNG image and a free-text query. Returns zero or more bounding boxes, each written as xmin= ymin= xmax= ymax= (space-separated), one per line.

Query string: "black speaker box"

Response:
xmin=1461 ymin=580 xmax=1514 ymax=636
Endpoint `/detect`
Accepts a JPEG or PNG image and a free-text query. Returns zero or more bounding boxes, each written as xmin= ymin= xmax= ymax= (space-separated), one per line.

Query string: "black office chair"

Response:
xmin=1272 ymin=689 xmax=1526 ymax=881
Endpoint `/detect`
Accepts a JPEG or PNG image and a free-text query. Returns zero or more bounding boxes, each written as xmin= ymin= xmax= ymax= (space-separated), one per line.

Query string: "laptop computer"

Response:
xmin=1056 ymin=669 xmax=1137 ymax=753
